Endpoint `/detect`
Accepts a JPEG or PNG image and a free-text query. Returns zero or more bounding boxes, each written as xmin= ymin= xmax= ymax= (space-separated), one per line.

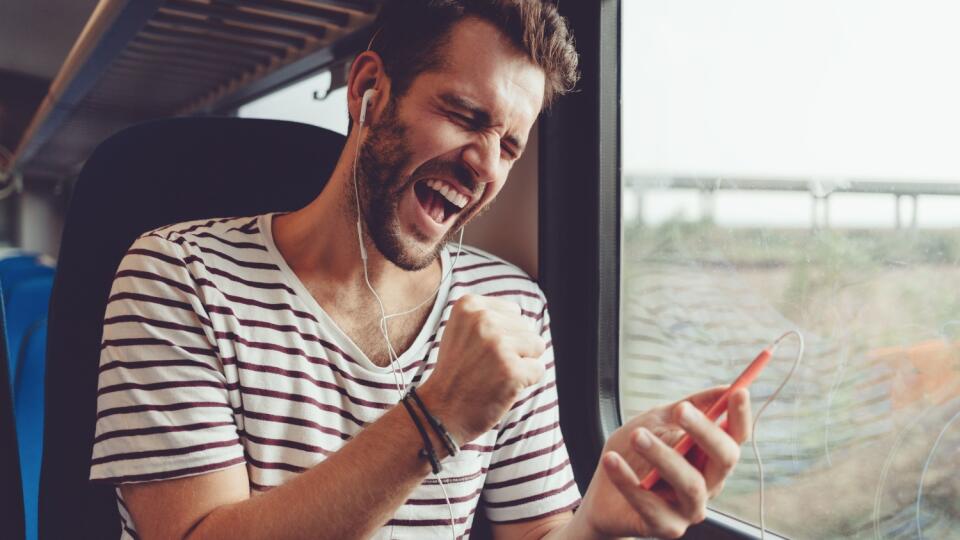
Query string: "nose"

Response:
xmin=461 ymin=134 xmax=500 ymax=186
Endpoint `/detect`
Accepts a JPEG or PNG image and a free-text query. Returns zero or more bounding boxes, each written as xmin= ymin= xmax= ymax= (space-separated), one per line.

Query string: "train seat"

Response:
xmin=4 ymin=270 xmax=54 ymax=540
xmin=41 ymin=117 xmax=345 ymax=538
xmin=15 ymin=320 xmax=47 ymax=540
xmin=0 ymin=282 xmax=26 ymax=540
xmin=4 ymin=268 xmax=54 ymax=382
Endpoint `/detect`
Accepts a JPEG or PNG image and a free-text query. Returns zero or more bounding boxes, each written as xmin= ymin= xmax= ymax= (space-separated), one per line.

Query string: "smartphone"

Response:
xmin=639 ymin=347 xmax=771 ymax=490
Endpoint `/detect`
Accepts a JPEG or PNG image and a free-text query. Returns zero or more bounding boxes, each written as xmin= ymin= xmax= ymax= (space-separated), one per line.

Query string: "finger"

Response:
xmin=515 ymin=355 xmax=546 ymax=387
xmin=498 ymin=307 xmax=538 ymax=336
xmin=631 ymin=427 xmax=708 ymax=524
xmin=454 ymin=294 xmax=520 ymax=321
xmin=509 ymin=331 xmax=547 ymax=360
xmin=601 ymin=451 xmax=692 ymax=539
xmin=453 ymin=293 xmax=483 ymax=313
xmin=485 ymin=296 xmax=522 ymax=316
xmin=684 ymin=386 xmax=730 ymax=411
xmin=482 ymin=304 xmax=537 ymax=342
xmin=726 ymin=389 xmax=752 ymax=444
xmin=673 ymin=402 xmax=740 ymax=495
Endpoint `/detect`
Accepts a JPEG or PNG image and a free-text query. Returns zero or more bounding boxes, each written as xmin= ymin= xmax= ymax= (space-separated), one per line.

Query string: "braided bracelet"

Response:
xmin=401 ymin=395 xmax=441 ymax=473
xmin=408 ymin=387 xmax=460 ymax=458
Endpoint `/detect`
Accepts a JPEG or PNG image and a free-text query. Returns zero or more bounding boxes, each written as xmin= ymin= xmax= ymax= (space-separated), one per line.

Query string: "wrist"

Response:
xmin=400 ymin=392 xmax=454 ymax=462
xmin=544 ymin=507 xmax=614 ymax=540
xmin=408 ymin=387 xmax=460 ymax=457
xmin=415 ymin=384 xmax=467 ymax=446
xmin=564 ymin=479 xmax=627 ymax=540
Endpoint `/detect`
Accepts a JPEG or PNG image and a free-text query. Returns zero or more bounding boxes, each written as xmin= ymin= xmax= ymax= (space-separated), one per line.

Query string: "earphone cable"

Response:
xmin=752 ymin=330 xmax=805 ymax=540
xmin=353 ymin=115 xmax=459 ymax=540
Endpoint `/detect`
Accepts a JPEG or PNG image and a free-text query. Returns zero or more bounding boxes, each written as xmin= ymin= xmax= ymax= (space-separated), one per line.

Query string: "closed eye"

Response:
xmin=447 ymin=110 xmax=518 ymax=160
xmin=449 ymin=112 xmax=479 ymax=128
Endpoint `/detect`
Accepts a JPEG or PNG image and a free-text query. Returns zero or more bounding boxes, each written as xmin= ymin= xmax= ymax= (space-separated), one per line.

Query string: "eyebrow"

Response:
xmin=439 ymin=93 xmax=525 ymax=153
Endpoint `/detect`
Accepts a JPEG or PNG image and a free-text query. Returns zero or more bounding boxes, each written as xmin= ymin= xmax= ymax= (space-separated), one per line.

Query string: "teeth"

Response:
xmin=425 ymin=179 xmax=468 ymax=209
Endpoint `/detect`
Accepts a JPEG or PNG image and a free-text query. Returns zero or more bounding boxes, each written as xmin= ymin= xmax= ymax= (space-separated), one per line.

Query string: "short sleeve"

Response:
xmin=90 ymin=234 xmax=245 ymax=484
xmin=481 ymin=303 xmax=582 ymax=523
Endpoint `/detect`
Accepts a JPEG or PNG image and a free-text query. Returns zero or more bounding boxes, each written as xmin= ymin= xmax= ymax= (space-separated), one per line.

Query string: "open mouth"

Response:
xmin=413 ymin=179 xmax=469 ymax=226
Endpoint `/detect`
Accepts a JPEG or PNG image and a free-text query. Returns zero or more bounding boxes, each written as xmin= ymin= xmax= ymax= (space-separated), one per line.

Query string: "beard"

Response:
xmin=352 ymin=98 xmax=485 ymax=271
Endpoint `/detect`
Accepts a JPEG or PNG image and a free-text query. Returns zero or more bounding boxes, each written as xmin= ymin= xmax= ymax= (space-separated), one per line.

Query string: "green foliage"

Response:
xmin=623 ymin=223 xmax=960 ymax=345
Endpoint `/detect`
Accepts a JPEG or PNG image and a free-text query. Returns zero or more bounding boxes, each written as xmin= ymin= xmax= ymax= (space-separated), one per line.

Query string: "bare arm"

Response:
xmin=122 ymin=394 xmax=452 ymax=540
xmin=123 ymin=294 xmax=546 ymax=540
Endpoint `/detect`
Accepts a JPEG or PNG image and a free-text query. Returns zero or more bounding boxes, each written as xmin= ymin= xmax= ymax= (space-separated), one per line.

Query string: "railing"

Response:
xmin=624 ymin=175 xmax=960 ymax=229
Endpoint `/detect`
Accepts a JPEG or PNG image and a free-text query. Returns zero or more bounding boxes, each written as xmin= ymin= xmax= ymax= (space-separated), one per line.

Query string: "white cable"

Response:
xmin=383 ymin=229 xmax=464 ymax=323
xmin=915 ymin=405 xmax=960 ymax=539
xmin=353 ymin=131 xmax=404 ymax=393
xmin=352 ymin=118 xmax=460 ymax=540
xmin=752 ymin=330 xmax=805 ymax=540
xmin=871 ymin=402 xmax=935 ymax=539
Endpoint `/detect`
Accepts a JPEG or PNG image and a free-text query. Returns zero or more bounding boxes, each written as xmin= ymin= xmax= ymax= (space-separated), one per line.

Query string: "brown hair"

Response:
xmin=369 ymin=0 xmax=579 ymax=109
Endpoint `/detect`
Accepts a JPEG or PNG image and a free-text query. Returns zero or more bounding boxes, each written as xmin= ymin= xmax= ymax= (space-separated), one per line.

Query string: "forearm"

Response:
xmin=538 ymin=481 xmax=628 ymax=540
xmin=539 ymin=511 xmax=623 ymax=540
xmin=188 ymin=401 xmax=448 ymax=540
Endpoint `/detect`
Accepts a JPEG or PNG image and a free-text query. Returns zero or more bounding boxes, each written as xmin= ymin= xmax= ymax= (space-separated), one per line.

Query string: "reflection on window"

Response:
xmin=238 ymin=70 xmax=349 ymax=134
xmin=620 ymin=1 xmax=960 ymax=538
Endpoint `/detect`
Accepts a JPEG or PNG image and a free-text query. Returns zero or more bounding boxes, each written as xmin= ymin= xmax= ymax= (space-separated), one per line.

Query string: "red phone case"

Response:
xmin=639 ymin=348 xmax=771 ymax=490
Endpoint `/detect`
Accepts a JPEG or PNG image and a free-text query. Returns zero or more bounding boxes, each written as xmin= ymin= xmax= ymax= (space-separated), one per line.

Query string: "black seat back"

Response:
xmin=40 ymin=117 xmax=344 ymax=539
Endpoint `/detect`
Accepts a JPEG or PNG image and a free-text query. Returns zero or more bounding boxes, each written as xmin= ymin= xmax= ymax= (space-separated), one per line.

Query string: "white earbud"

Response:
xmin=359 ymin=88 xmax=377 ymax=125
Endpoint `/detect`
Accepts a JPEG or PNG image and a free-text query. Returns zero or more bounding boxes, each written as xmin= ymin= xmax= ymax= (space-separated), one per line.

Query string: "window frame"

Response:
xmin=539 ymin=0 xmax=623 ymax=495
xmin=540 ymin=2 xmax=774 ymax=538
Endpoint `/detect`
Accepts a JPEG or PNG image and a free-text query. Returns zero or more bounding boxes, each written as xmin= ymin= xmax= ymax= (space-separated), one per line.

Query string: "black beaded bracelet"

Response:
xmin=408 ymin=387 xmax=460 ymax=458
xmin=401 ymin=395 xmax=441 ymax=474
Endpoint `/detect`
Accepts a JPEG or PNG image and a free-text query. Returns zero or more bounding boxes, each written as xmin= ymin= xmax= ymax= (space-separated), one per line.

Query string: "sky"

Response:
xmin=622 ymin=0 xmax=960 ymax=227
xmin=622 ymin=0 xmax=960 ymax=180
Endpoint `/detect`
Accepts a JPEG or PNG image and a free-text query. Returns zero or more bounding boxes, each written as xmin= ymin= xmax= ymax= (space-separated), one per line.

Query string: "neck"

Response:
xmin=271 ymin=138 xmax=443 ymax=311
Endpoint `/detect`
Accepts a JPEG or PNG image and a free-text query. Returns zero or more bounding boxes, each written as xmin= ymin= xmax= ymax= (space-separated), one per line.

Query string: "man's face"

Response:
xmin=354 ymin=18 xmax=545 ymax=271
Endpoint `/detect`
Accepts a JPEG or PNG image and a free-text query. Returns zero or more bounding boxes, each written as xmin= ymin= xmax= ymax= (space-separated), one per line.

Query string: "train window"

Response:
xmin=237 ymin=70 xmax=349 ymax=135
xmin=619 ymin=1 xmax=960 ymax=538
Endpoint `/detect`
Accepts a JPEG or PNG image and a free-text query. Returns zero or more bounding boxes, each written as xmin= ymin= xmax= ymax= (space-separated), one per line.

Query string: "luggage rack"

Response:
xmin=12 ymin=0 xmax=378 ymax=180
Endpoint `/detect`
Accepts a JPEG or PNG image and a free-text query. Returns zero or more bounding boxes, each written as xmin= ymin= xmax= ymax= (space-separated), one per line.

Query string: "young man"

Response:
xmin=91 ymin=1 xmax=751 ymax=538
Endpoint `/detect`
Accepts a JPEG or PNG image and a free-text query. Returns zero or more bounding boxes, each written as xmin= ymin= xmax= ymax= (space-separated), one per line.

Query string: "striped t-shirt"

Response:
xmin=90 ymin=213 xmax=581 ymax=539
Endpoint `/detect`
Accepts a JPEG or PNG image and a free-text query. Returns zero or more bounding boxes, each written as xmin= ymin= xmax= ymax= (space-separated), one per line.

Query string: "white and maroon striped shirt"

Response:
xmin=90 ymin=213 xmax=581 ymax=539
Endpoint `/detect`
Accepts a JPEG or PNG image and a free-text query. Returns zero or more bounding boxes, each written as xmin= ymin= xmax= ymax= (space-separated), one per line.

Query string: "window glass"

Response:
xmin=238 ymin=70 xmax=348 ymax=134
xmin=620 ymin=1 xmax=960 ymax=537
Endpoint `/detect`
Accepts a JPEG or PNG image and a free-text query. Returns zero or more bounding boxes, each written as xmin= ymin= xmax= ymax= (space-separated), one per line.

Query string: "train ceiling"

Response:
xmin=8 ymin=0 xmax=378 ymax=179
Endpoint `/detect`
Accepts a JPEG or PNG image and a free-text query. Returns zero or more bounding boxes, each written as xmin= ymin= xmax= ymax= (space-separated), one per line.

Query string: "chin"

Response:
xmin=374 ymin=228 xmax=444 ymax=272
xmin=392 ymin=246 xmax=442 ymax=272
xmin=370 ymin=200 xmax=474 ymax=272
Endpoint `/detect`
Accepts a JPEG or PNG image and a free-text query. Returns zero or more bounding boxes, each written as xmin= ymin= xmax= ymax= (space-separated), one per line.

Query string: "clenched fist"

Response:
xmin=417 ymin=294 xmax=547 ymax=445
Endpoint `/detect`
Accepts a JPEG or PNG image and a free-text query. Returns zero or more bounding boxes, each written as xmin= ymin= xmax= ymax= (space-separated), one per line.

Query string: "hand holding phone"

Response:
xmin=639 ymin=347 xmax=771 ymax=490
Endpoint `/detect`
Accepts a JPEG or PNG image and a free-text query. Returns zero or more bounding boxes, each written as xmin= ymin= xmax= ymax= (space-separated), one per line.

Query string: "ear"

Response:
xmin=347 ymin=50 xmax=389 ymax=127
